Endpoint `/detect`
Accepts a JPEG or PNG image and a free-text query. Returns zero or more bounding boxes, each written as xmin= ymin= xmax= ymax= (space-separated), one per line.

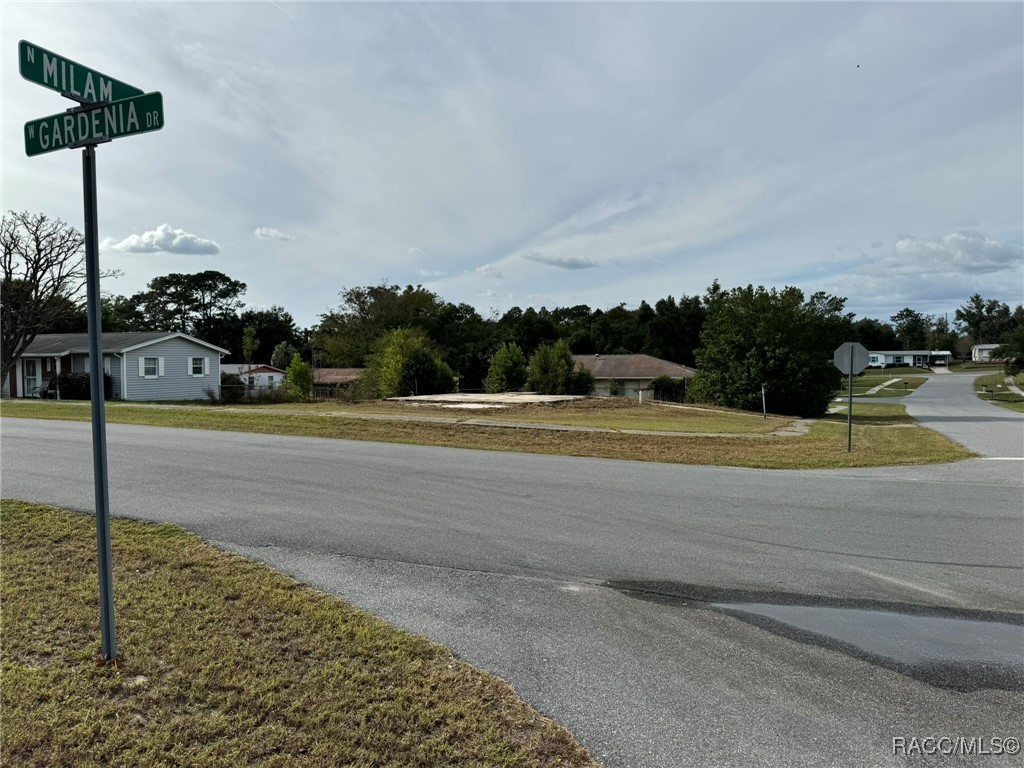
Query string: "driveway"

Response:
xmin=902 ymin=374 xmax=1024 ymax=458
xmin=2 ymin=417 xmax=1021 ymax=768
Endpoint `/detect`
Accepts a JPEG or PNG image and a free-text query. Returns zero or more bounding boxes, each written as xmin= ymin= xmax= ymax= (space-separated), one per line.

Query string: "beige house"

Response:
xmin=572 ymin=354 xmax=696 ymax=399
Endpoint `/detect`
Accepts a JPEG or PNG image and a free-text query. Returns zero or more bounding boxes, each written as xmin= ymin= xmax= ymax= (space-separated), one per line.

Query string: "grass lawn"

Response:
xmin=241 ymin=398 xmax=792 ymax=434
xmin=1 ymin=399 xmax=971 ymax=469
xmin=0 ymin=500 xmax=596 ymax=768
xmin=973 ymin=373 xmax=1024 ymax=413
xmin=949 ymin=361 xmax=1004 ymax=373
xmin=825 ymin=402 xmax=917 ymax=425
xmin=837 ymin=375 xmax=927 ymax=398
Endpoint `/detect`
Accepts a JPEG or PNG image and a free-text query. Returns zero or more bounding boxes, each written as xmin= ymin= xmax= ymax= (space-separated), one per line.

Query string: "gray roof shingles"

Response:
xmin=572 ymin=354 xmax=696 ymax=379
xmin=24 ymin=332 xmax=179 ymax=356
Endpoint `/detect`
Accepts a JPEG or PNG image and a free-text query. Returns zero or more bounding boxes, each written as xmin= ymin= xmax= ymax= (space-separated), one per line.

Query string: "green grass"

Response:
xmin=0 ymin=500 xmax=597 ymax=768
xmin=825 ymin=402 xmax=917 ymax=424
xmin=1 ymin=398 xmax=972 ymax=469
xmin=837 ymin=375 xmax=927 ymax=398
xmin=949 ymin=361 xmax=1003 ymax=372
xmin=973 ymin=373 xmax=1024 ymax=413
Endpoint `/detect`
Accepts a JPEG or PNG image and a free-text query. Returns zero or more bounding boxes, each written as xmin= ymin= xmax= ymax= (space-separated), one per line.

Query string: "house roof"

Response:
xmin=314 ymin=367 xmax=364 ymax=384
xmin=971 ymin=343 xmax=1001 ymax=350
xmin=869 ymin=350 xmax=952 ymax=356
xmin=23 ymin=332 xmax=229 ymax=356
xmin=572 ymin=354 xmax=696 ymax=380
xmin=222 ymin=364 xmax=285 ymax=375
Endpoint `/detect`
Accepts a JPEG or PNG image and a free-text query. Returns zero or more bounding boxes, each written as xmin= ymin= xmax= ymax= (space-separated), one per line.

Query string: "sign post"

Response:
xmin=833 ymin=342 xmax=870 ymax=452
xmin=21 ymin=40 xmax=162 ymax=662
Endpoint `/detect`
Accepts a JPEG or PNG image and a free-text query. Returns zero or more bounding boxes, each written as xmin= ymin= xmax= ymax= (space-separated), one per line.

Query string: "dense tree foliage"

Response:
xmin=485 ymin=342 xmax=528 ymax=393
xmin=526 ymin=340 xmax=595 ymax=396
xmin=690 ymin=284 xmax=848 ymax=417
xmin=361 ymin=328 xmax=454 ymax=398
xmin=889 ymin=308 xmax=930 ymax=350
xmin=271 ymin=341 xmax=300 ymax=370
xmin=285 ymin=354 xmax=313 ymax=400
xmin=955 ymin=294 xmax=1018 ymax=343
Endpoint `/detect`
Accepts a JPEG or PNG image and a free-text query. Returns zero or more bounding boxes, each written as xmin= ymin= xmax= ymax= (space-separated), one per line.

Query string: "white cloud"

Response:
xmin=254 ymin=227 xmax=292 ymax=241
xmin=824 ymin=230 xmax=1023 ymax=315
xmin=102 ymin=224 xmax=221 ymax=255
xmin=476 ymin=263 xmax=503 ymax=279
xmin=415 ymin=268 xmax=447 ymax=279
xmin=521 ymin=250 xmax=599 ymax=270
xmin=888 ymin=230 xmax=1021 ymax=276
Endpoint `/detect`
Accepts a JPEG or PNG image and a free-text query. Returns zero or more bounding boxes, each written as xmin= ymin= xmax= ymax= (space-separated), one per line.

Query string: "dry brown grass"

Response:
xmin=1 ymin=500 xmax=598 ymax=768
xmin=2 ymin=400 xmax=971 ymax=469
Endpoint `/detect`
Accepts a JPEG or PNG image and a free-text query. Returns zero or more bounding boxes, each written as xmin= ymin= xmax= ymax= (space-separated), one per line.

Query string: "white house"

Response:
xmin=222 ymin=364 xmax=287 ymax=389
xmin=2 ymin=332 xmax=228 ymax=401
xmin=971 ymin=343 xmax=1001 ymax=362
xmin=867 ymin=350 xmax=952 ymax=368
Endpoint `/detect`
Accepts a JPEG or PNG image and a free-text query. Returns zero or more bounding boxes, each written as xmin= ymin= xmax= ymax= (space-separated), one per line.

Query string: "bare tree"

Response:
xmin=1 ymin=211 xmax=88 ymax=389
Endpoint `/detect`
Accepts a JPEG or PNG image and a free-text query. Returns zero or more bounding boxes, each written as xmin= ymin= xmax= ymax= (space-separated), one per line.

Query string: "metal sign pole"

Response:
xmin=847 ymin=345 xmax=854 ymax=452
xmin=82 ymin=143 xmax=117 ymax=660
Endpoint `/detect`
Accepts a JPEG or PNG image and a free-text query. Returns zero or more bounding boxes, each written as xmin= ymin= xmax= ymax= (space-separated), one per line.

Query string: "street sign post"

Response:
xmin=834 ymin=342 xmax=869 ymax=452
xmin=22 ymin=43 xmax=163 ymax=663
xmin=25 ymin=92 xmax=163 ymax=157
xmin=19 ymin=40 xmax=143 ymax=103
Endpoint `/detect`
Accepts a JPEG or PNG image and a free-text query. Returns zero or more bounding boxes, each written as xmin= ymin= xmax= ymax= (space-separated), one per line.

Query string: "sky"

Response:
xmin=3 ymin=1 xmax=1022 ymax=329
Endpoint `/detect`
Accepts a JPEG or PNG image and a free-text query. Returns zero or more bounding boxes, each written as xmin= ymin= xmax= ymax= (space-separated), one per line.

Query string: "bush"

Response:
xmin=485 ymin=342 xmax=528 ymax=393
xmin=219 ymin=372 xmax=244 ymax=404
xmin=647 ymin=375 xmax=687 ymax=402
xmin=363 ymin=329 xmax=453 ymax=398
xmin=526 ymin=340 xmax=594 ymax=395
xmin=286 ymin=354 xmax=313 ymax=401
xmin=56 ymin=371 xmax=112 ymax=400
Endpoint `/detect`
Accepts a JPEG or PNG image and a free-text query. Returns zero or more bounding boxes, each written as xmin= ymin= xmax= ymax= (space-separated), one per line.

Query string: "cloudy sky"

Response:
xmin=3 ymin=1 xmax=1021 ymax=328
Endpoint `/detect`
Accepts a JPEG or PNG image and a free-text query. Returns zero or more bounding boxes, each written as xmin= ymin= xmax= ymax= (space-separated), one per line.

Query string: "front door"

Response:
xmin=23 ymin=360 xmax=38 ymax=396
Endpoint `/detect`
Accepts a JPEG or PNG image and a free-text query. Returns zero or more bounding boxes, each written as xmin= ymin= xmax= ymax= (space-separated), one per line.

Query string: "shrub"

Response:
xmin=647 ymin=375 xmax=687 ymax=403
xmin=485 ymin=342 xmax=528 ymax=393
xmin=286 ymin=354 xmax=313 ymax=400
xmin=526 ymin=340 xmax=594 ymax=395
xmin=56 ymin=371 xmax=112 ymax=400
xmin=220 ymin=372 xmax=244 ymax=404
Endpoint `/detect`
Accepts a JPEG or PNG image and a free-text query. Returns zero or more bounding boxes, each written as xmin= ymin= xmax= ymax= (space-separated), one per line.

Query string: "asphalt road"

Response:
xmin=2 ymin=415 xmax=1022 ymax=767
xmin=902 ymin=374 xmax=1024 ymax=458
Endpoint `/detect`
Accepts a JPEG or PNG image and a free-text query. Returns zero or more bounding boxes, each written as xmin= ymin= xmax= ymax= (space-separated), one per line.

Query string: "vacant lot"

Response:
xmin=2 ymin=399 xmax=970 ymax=469
xmin=242 ymin=397 xmax=793 ymax=434
xmin=1 ymin=500 xmax=597 ymax=768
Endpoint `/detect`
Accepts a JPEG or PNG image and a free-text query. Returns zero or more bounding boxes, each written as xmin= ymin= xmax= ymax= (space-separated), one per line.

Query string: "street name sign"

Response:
xmin=21 ymin=41 xmax=164 ymax=662
xmin=25 ymin=91 xmax=163 ymax=157
xmin=833 ymin=341 xmax=869 ymax=376
xmin=20 ymin=40 xmax=144 ymax=103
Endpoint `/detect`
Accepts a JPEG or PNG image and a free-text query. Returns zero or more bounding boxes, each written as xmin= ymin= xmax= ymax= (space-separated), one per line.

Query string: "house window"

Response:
xmin=144 ymin=357 xmax=159 ymax=377
xmin=191 ymin=357 xmax=206 ymax=376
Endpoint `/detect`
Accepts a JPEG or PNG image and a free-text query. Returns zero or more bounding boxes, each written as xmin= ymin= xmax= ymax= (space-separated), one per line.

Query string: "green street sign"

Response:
xmin=25 ymin=92 xmax=164 ymax=157
xmin=19 ymin=40 xmax=144 ymax=103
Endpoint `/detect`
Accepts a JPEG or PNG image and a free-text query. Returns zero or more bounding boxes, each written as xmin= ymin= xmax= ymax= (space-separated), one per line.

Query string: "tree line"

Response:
xmin=5 ymin=210 xmax=1023 ymax=417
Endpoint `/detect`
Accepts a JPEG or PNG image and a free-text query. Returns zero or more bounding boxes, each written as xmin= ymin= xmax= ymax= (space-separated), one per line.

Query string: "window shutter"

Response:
xmin=138 ymin=357 xmax=145 ymax=376
xmin=203 ymin=357 xmax=209 ymax=376
xmin=158 ymin=358 xmax=165 ymax=376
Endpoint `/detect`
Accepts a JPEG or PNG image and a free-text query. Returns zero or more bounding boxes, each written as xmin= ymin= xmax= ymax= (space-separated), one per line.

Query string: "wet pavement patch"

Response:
xmin=604 ymin=580 xmax=1024 ymax=692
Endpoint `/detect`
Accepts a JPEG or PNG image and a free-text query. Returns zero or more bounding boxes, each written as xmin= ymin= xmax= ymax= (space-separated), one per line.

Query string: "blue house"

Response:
xmin=2 ymin=332 xmax=229 ymax=401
